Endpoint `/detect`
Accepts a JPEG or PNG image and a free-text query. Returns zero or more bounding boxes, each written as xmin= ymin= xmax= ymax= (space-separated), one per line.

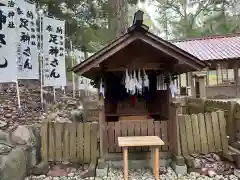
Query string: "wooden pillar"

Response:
xmin=199 ymin=76 xmax=206 ymax=99
xmin=234 ymin=63 xmax=240 ymax=97
xmin=178 ymin=74 xmax=182 ymax=95
xmin=98 ymin=97 xmax=107 ymax=168
xmin=167 ymin=87 xmax=185 ymax=164
xmin=195 ymin=72 xmax=207 ymax=99
xmin=187 ymin=72 xmax=196 ymax=97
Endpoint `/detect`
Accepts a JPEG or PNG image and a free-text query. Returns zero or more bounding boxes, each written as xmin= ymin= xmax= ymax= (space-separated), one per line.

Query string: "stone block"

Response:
xmin=172 ymin=162 xmax=187 ymax=175
xmin=0 ymin=130 xmax=12 ymax=146
xmin=96 ymin=164 xmax=108 ymax=177
xmin=108 ymin=159 xmax=171 ymax=169
xmin=32 ymin=161 xmax=49 ymax=175
xmin=11 ymin=126 xmax=35 ymax=146
xmin=0 ymin=144 xmax=12 ymax=155
xmin=0 ymin=148 xmax=27 ymax=180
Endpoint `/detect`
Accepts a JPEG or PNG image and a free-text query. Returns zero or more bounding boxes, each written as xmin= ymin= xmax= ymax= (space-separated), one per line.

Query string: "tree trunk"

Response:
xmin=108 ymin=0 xmax=128 ymax=39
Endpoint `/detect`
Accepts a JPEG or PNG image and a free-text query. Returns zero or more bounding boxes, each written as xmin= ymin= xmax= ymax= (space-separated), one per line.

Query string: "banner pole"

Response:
xmin=39 ymin=10 xmax=44 ymax=110
xmin=15 ymin=80 xmax=22 ymax=115
xmin=53 ymin=87 xmax=56 ymax=102
xmin=70 ymin=41 xmax=76 ymax=98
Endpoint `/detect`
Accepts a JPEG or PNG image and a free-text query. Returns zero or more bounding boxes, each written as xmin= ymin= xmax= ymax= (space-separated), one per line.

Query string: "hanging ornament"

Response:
xmin=128 ymin=70 xmax=134 ymax=95
xmin=124 ymin=68 xmax=149 ymax=95
xmin=99 ymin=78 xmax=105 ymax=98
xmin=157 ymin=73 xmax=167 ymax=90
xmin=136 ymin=69 xmax=143 ymax=95
xmin=169 ymin=73 xmax=177 ymax=98
xmin=143 ymin=69 xmax=149 ymax=89
xmin=125 ymin=69 xmax=130 ymax=93
xmin=133 ymin=70 xmax=137 ymax=94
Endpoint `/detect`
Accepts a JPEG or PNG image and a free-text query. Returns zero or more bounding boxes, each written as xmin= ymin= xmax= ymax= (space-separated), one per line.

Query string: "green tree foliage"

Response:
xmin=155 ymin=0 xmax=240 ymax=39
xmin=34 ymin=0 xmax=111 ymax=52
xmin=33 ymin=0 xmax=146 ymax=51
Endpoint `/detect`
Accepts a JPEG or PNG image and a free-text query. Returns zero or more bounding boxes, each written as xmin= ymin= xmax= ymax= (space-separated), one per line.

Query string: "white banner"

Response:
xmin=1 ymin=0 xmax=8 ymax=5
xmin=0 ymin=6 xmax=18 ymax=83
xmin=43 ymin=17 xmax=66 ymax=87
xmin=14 ymin=0 xmax=39 ymax=79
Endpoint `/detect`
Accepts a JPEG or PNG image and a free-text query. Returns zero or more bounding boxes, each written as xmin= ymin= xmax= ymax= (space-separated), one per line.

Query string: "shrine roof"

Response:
xmin=172 ymin=33 xmax=240 ymax=61
xmin=73 ymin=26 xmax=207 ymax=77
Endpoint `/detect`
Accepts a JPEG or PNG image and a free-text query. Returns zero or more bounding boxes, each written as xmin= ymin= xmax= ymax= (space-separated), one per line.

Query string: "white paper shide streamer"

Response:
xmin=99 ymin=78 xmax=104 ymax=98
xmin=124 ymin=69 xmax=149 ymax=95
xmin=0 ymin=6 xmax=18 ymax=83
xmin=157 ymin=74 xmax=167 ymax=90
xmin=15 ymin=0 xmax=39 ymax=79
xmin=169 ymin=74 xmax=177 ymax=98
xmin=43 ymin=17 xmax=66 ymax=87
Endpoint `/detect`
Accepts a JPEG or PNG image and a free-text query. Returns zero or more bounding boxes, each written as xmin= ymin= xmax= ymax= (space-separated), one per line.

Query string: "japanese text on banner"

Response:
xmin=43 ymin=17 xmax=66 ymax=87
xmin=0 ymin=6 xmax=17 ymax=83
xmin=12 ymin=0 xmax=39 ymax=79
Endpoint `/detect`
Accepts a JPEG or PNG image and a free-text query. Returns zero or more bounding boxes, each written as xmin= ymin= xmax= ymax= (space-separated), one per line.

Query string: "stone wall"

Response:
xmin=0 ymin=80 xmax=98 ymax=129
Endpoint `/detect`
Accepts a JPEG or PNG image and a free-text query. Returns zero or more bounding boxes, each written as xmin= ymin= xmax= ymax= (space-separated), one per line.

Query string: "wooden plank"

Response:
xmin=90 ymin=123 xmax=98 ymax=163
xmin=191 ymin=114 xmax=201 ymax=153
xmin=198 ymin=113 xmax=209 ymax=154
xmin=77 ymin=123 xmax=84 ymax=162
xmin=121 ymin=121 xmax=128 ymax=137
xmin=145 ymin=120 xmax=154 ymax=152
xmin=154 ymin=121 xmax=161 ymax=151
xmin=120 ymin=121 xmax=128 ymax=152
xmin=107 ymin=122 xmax=115 ymax=153
xmin=114 ymin=121 xmax=121 ymax=152
xmin=161 ymin=121 xmax=169 ymax=151
xmin=41 ymin=121 xmax=48 ymax=162
xmin=118 ymin=136 xmax=164 ymax=147
xmin=211 ymin=112 xmax=222 ymax=152
xmin=204 ymin=113 xmax=215 ymax=152
xmin=69 ymin=122 xmax=77 ymax=163
xmin=147 ymin=120 xmax=154 ymax=136
xmin=178 ymin=115 xmax=188 ymax=156
xmin=84 ymin=123 xmax=91 ymax=163
xmin=227 ymin=102 xmax=236 ymax=144
xmin=235 ymin=104 xmax=240 ymax=142
xmin=48 ymin=122 xmax=55 ymax=162
xmin=134 ymin=121 xmax=142 ymax=152
xmin=63 ymin=123 xmax=70 ymax=163
xmin=127 ymin=122 xmax=135 ymax=152
xmin=55 ymin=122 xmax=63 ymax=162
xmin=98 ymin=107 xmax=107 ymax=167
xmin=217 ymin=111 xmax=228 ymax=155
xmin=141 ymin=120 xmax=148 ymax=151
xmin=185 ymin=115 xmax=194 ymax=154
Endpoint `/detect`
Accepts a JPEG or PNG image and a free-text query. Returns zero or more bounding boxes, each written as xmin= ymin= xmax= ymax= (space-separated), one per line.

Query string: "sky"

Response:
xmin=139 ymin=0 xmax=158 ymax=22
xmin=138 ymin=0 xmax=161 ymax=30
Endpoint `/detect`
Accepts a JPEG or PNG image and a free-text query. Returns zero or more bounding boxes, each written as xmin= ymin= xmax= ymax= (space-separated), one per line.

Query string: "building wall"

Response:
xmin=206 ymin=85 xmax=237 ymax=99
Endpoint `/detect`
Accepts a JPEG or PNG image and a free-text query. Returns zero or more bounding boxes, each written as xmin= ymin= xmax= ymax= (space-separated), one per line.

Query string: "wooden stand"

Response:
xmin=118 ymin=136 xmax=164 ymax=180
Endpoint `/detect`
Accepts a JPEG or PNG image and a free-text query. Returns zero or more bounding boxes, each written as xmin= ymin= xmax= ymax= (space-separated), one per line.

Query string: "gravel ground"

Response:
xmin=25 ymin=167 xmax=240 ymax=180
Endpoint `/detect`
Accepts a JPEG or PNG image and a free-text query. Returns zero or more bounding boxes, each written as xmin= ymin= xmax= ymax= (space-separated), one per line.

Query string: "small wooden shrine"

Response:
xmin=73 ymin=11 xmax=207 ymax=159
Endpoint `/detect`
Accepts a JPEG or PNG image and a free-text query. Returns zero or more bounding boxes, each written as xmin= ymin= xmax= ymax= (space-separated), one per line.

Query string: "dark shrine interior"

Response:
xmin=104 ymin=70 xmax=169 ymax=122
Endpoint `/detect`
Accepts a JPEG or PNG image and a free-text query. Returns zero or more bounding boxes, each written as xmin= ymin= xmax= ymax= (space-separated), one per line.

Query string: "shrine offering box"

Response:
xmin=119 ymin=115 xmax=149 ymax=121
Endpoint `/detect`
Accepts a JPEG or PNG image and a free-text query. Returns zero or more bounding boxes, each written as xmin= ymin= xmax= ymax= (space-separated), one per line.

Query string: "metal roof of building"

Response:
xmin=172 ymin=34 xmax=240 ymax=61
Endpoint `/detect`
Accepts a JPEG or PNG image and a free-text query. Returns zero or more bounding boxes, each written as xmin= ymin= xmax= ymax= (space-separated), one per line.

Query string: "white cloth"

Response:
xmin=169 ymin=81 xmax=177 ymax=98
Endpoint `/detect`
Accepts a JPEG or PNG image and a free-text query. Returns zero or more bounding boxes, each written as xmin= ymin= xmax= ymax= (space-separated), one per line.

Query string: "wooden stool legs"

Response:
xmin=123 ymin=146 xmax=159 ymax=180
xmin=152 ymin=147 xmax=160 ymax=180
xmin=154 ymin=147 xmax=159 ymax=180
xmin=123 ymin=147 xmax=128 ymax=180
